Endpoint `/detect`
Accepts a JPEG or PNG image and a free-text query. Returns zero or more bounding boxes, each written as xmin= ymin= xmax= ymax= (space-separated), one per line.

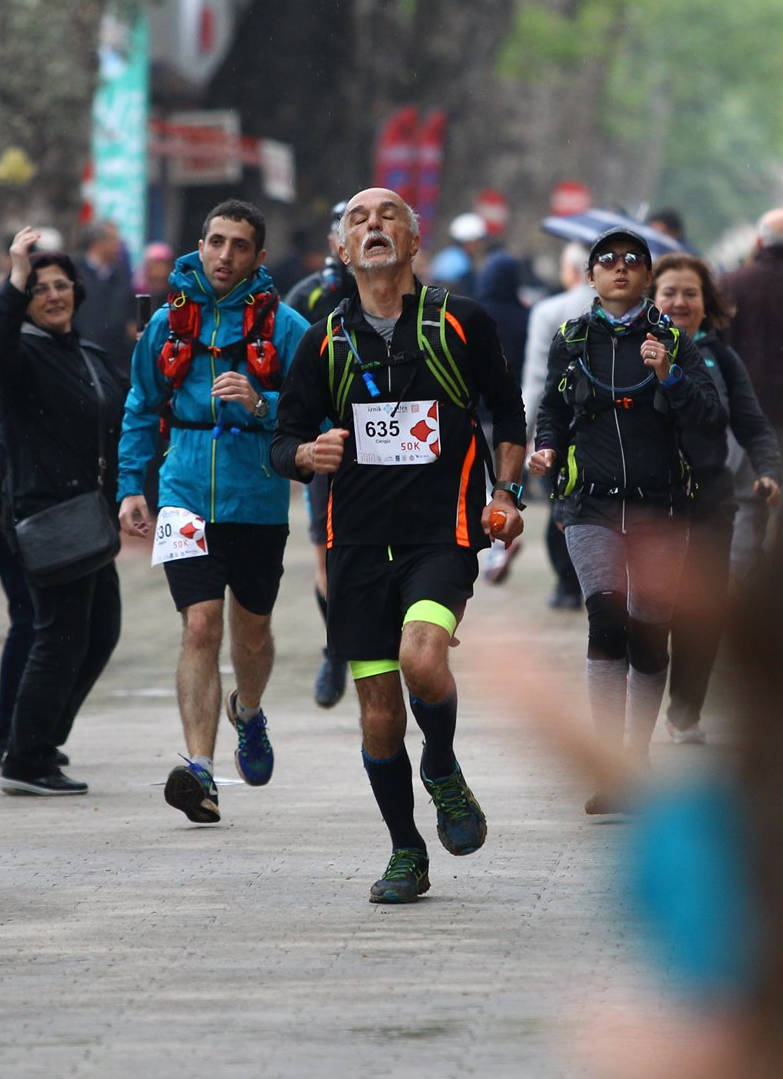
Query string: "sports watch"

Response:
xmin=254 ymin=395 xmax=269 ymax=419
xmin=492 ymin=480 xmax=526 ymax=509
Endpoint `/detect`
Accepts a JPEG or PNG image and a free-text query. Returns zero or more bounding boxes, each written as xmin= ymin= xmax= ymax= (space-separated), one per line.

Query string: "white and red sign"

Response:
xmin=475 ymin=188 xmax=510 ymax=235
xmin=550 ymin=180 xmax=592 ymax=216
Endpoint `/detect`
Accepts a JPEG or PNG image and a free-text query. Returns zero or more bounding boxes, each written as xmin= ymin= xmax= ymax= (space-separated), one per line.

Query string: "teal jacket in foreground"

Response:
xmin=117 ymin=251 xmax=308 ymax=524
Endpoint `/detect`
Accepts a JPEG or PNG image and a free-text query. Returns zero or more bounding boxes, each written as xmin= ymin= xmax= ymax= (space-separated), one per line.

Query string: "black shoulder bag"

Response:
xmin=14 ymin=347 xmax=120 ymax=587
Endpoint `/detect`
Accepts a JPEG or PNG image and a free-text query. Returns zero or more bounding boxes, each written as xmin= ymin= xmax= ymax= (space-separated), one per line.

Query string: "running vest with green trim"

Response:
xmin=323 ymin=286 xmax=471 ymax=418
xmin=554 ymin=305 xmax=690 ymax=504
xmin=157 ymin=287 xmax=281 ymax=433
xmin=556 ymin=304 xmax=680 ymax=422
xmin=321 ymin=285 xmax=496 ymax=482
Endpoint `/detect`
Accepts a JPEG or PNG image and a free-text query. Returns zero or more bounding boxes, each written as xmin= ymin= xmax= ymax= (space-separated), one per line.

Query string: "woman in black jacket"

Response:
xmin=0 ymin=226 xmax=127 ymax=795
xmin=652 ymin=252 xmax=780 ymax=745
xmin=530 ymin=227 xmax=725 ymax=813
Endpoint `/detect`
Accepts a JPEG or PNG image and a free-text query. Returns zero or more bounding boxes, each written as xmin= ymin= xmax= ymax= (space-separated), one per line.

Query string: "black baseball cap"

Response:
xmin=588 ymin=226 xmax=652 ymax=269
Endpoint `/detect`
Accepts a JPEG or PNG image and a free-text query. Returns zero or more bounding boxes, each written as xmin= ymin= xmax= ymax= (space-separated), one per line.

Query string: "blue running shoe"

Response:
xmin=164 ymin=758 xmax=220 ymax=823
xmin=226 ymin=691 xmax=274 ymax=786
xmin=369 ymin=848 xmax=430 ymax=904
xmin=420 ymin=762 xmax=487 ymax=856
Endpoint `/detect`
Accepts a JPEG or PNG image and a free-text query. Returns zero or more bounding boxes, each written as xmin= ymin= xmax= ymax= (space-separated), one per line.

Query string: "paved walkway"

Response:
xmin=0 ymin=495 xmax=715 ymax=1078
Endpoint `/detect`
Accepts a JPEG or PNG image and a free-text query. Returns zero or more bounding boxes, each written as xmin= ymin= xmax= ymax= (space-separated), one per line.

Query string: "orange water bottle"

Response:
xmin=489 ymin=509 xmax=507 ymax=535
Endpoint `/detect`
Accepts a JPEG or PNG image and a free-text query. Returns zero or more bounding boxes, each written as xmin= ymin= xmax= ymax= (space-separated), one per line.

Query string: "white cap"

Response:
xmin=449 ymin=212 xmax=487 ymax=244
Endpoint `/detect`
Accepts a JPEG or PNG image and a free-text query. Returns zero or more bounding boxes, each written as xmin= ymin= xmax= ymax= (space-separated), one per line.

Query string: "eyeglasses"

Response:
xmin=594 ymin=251 xmax=648 ymax=269
xmin=30 ymin=280 xmax=74 ymax=297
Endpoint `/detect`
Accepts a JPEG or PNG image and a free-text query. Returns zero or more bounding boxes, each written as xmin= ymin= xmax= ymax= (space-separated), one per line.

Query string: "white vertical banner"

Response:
xmin=259 ymin=139 xmax=296 ymax=203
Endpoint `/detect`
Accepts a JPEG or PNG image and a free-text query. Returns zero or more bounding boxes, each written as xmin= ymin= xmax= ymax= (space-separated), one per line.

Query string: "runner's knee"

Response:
xmin=182 ymin=604 xmax=223 ymax=651
xmin=627 ymin=617 xmax=669 ymax=673
xmin=585 ymin=590 xmax=627 ymax=660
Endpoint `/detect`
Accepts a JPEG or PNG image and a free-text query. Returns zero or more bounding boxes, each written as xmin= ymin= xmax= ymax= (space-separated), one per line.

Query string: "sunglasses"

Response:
xmin=594 ymin=250 xmax=648 ymax=269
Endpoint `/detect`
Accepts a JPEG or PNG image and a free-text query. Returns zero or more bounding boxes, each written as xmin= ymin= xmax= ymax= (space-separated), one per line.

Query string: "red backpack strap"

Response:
xmin=243 ymin=290 xmax=282 ymax=390
xmin=157 ymin=291 xmax=201 ymax=388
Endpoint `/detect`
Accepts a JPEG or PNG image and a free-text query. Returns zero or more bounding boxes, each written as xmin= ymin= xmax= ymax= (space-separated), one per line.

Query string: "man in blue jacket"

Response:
xmin=118 ymin=200 xmax=308 ymax=824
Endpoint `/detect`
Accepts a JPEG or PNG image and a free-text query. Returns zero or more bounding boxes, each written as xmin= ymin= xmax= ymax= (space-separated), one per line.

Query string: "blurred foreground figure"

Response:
xmin=471 ymin=525 xmax=783 ymax=1079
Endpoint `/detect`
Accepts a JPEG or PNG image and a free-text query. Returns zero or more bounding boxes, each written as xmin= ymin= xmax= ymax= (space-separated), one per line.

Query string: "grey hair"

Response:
xmin=561 ymin=241 xmax=589 ymax=273
xmin=337 ymin=197 xmax=420 ymax=247
xmin=757 ymin=209 xmax=783 ymax=248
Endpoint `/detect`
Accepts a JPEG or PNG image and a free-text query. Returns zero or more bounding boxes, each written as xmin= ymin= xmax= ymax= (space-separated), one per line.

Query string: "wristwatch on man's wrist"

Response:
xmin=492 ymin=480 xmax=526 ymax=510
xmin=254 ymin=395 xmax=269 ymax=419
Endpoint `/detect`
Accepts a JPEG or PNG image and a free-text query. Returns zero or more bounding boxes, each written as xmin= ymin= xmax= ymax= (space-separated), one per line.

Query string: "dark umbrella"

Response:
xmin=540 ymin=208 xmax=684 ymax=258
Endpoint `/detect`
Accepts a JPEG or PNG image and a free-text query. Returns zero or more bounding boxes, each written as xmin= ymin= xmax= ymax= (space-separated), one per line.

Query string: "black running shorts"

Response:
xmin=163 ymin=522 xmax=288 ymax=615
xmin=325 ymin=543 xmax=479 ymax=661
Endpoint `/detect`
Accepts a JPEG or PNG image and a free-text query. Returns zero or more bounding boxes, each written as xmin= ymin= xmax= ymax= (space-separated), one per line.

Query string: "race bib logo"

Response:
xmin=409 ymin=402 xmax=440 ymax=458
xmin=179 ymin=518 xmax=207 ymax=551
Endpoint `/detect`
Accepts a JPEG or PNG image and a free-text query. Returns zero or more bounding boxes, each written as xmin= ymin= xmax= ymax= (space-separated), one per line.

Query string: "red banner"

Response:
xmin=373 ymin=107 xmax=448 ymax=249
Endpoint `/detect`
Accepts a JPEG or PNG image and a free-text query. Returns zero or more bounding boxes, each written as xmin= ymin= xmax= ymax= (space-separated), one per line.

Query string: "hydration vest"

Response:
xmin=321 ymin=285 xmax=473 ymax=420
xmin=156 ymin=287 xmax=281 ymax=437
xmin=320 ymin=284 xmax=497 ymax=483
xmin=557 ymin=305 xmax=680 ymax=422
xmin=553 ymin=306 xmax=690 ymax=504
xmin=158 ymin=288 xmax=281 ymax=390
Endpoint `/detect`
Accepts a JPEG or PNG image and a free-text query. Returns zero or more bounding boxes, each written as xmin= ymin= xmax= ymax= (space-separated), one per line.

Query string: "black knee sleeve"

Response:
xmin=585 ymin=591 xmax=627 ymax=661
xmin=627 ymin=617 xmax=669 ymax=674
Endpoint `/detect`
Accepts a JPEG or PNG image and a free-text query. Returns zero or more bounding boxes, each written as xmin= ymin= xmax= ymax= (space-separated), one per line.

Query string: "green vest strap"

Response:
xmin=416 ymin=286 xmax=470 ymax=408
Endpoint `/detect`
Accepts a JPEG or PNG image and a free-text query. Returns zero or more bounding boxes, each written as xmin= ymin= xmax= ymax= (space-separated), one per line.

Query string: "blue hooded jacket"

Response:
xmin=118 ymin=250 xmax=308 ymax=524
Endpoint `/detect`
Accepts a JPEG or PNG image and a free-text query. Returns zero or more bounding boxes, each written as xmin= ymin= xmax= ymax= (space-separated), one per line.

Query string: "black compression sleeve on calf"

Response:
xmin=585 ymin=590 xmax=628 ymax=661
xmin=410 ymin=692 xmax=457 ymax=779
xmin=362 ymin=744 xmax=426 ymax=852
xmin=627 ymin=617 xmax=669 ymax=674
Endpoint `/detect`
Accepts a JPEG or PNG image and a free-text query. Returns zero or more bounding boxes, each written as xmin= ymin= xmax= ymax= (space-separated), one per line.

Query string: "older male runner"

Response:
xmin=271 ymin=188 xmax=526 ymax=902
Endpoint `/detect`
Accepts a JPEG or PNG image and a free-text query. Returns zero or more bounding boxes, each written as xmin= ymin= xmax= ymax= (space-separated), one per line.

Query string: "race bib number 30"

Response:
xmin=151 ymin=506 xmax=209 ymax=566
xmin=352 ymin=400 xmax=440 ymax=465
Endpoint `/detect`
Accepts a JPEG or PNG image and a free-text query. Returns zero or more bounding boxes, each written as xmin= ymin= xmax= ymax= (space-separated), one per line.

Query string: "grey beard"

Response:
xmin=357 ymin=233 xmax=398 ymax=269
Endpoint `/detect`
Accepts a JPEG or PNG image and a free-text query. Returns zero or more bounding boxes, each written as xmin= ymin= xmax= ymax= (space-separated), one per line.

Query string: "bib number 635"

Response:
xmin=365 ymin=419 xmax=400 ymax=438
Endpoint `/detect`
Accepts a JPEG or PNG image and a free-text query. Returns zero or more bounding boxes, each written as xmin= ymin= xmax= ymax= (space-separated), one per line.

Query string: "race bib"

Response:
xmin=151 ymin=506 xmax=209 ymax=566
xmin=352 ymin=400 xmax=441 ymax=465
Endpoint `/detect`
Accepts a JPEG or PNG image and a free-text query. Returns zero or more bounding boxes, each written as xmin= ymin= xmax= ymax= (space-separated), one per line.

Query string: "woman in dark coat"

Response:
xmin=652 ymin=253 xmax=780 ymax=744
xmin=0 ymin=226 xmax=127 ymax=795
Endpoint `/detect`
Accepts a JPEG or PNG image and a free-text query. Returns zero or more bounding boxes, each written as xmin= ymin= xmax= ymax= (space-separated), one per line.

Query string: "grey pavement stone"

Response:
xmin=0 ymin=495 xmax=695 ymax=1078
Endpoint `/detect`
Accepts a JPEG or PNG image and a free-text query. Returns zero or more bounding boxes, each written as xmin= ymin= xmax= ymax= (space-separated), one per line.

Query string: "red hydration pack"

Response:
xmin=157 ymin=288 xmax=281 ymax=389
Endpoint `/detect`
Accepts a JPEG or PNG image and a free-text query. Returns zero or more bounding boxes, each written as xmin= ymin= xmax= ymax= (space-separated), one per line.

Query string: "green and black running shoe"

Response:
xmin=164 ymin=758 xmax=220 ymax=823
xmin=369 ymin=848 xmax=430 ymax=904
xmin=421 ymin=762 xmax=487 ymax=856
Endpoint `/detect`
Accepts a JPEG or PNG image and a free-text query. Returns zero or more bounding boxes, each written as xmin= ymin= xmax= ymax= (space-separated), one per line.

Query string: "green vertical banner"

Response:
xmin=91 ymin=14 xmax=149 ymax=268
